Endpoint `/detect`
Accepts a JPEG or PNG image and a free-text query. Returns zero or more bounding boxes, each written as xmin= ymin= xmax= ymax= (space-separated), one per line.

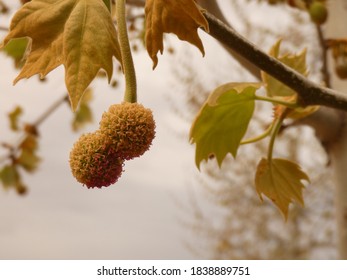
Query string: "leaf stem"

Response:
xmin=116 ymin=0 xmax=137 ymax=103
xmin=267 ymin=110 xmax=289 ymax=163
xmin=241 ymin=123 xmax=273 ymax=145
xmin=254 ymin=95 xmax=299 ymax=109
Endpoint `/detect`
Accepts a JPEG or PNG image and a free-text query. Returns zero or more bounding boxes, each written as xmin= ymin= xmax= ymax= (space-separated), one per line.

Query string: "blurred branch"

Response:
xmin=204 ymin=12 xmax=347 ymax=111
xmin=0 ymin=26 xmax=8 ymax=31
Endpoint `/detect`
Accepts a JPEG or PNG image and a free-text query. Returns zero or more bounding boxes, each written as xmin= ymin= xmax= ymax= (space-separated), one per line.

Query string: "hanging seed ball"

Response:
xmin=69 ymin=132 xmax=124 ymax=188
xmin=99 ymin=102 xmax=156 ymax=160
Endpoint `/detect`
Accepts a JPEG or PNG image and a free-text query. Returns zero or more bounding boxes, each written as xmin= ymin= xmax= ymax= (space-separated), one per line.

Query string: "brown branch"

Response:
xmin=204 ymin=12 xmax=347 ymax=112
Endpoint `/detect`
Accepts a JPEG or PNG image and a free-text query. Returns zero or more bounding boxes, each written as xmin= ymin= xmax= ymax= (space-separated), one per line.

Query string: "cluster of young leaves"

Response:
xmin=0 ymin=106 xmax=40 ymax=195
xmin=190 ymin=41 xmax=315 ymax=219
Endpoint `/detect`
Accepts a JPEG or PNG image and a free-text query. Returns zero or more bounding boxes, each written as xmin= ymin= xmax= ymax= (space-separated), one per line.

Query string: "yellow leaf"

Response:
xmin=1 ymin=0 xmax=122 ymax=111
xmin=145 ymin=0 xmax=209 ymax=69
xmin=255 ymin=158 xmax=310 ymax=219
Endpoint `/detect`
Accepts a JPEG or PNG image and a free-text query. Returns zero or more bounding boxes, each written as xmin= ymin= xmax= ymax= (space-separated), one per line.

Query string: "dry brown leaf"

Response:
xmin=145 ymin=0 xmax=209 ymax=69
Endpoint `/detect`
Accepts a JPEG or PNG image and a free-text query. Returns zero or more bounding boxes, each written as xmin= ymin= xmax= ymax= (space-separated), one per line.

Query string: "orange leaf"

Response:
xmin=145 ymin=0 xmax=209 ymax=69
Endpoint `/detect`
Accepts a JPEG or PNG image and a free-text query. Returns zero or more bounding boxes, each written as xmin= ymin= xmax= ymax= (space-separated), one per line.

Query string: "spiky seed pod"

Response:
xmin=69 ymin=132 xmax=124 ymax=188
xmin=99 ymin=102 xmax=156 ymax=160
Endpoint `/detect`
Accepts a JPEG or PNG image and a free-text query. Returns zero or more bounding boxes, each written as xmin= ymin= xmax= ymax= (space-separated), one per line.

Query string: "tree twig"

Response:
xmin=203 ymin=12 xmax=347 ymax=112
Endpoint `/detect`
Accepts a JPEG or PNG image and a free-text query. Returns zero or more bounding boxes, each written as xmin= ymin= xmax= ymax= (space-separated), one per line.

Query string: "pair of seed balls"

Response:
xmin=69 ymin=102 xmax=155 ymax=188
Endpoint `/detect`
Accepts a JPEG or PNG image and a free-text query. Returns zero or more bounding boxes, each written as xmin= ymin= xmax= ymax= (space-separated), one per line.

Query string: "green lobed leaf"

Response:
xmin=190 ymin=83 xmax=261 ymax=169
xmin=262 ymin=40 xmax=308 ymax=97
xmin=8 ymin=106 xmax=23 ymax=131
xmin=255 ymin=157 xmax=310 ymax=219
